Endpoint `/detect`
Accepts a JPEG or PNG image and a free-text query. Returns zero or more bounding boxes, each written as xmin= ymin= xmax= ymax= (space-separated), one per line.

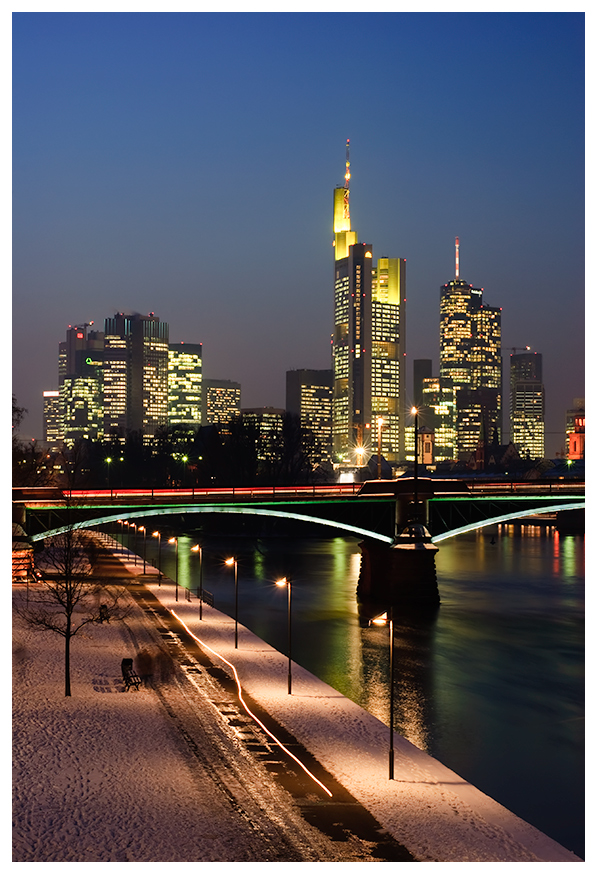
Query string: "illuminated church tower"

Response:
xmin=332 ymin=142 xmax=405 ymax=465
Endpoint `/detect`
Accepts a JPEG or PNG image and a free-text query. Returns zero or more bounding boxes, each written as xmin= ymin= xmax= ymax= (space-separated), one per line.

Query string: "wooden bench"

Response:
xmin=121 ymin=658 xmax=141 ymax=691
xmin=98 ymin=604 xmax=110 ymax=623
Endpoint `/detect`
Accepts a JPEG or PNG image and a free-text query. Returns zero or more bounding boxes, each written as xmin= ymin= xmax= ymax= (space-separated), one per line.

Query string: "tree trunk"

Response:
xmin=65 ymin=626 xmax=72 ymax=697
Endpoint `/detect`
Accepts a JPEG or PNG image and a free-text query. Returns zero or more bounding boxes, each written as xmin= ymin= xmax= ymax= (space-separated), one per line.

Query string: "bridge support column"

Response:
xmin=357 ymin=528 xmax=440 ymax=620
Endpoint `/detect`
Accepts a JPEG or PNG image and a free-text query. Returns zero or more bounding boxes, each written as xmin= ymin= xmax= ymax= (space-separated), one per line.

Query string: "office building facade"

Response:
xmin=202 ymin=379 xmax=241 ymax=425
xmin=286 ymin=369 xmax=333 ymax=464
xmin=168 ymin=343 xmax=203 ymax=426
xmin=439 ymin=239 xmax=502 ymax=460
xmin=332 ymin=142 xmax=406 ymax=465
xmin=104 ymin=312 xmax=169 ymax=440
xmin=59 ymin=323 xmax=105 ymax=445
xmin=510 ymin=351 xmax=545 ymax=458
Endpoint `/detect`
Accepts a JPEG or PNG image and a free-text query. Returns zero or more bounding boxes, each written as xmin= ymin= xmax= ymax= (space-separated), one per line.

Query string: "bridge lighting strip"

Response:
xmin=30 ymin=505 xmax=394 ymax=545
xmin=170 ymin=610 xmax=333 ymax=798
xmin=430 ymin=501 xmax=585 ymax=543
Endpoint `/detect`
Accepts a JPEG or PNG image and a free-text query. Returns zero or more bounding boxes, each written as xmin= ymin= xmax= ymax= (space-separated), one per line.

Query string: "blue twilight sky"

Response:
xmin=11 ymin=9 xmax=585 ymax=457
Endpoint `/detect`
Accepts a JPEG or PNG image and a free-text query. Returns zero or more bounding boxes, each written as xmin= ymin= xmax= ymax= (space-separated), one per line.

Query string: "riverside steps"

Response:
xmin=97 ymin=534 xmax=580 ymax=863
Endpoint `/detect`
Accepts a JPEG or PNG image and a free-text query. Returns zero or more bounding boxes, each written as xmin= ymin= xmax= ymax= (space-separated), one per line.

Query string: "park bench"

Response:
xmin=98 ymin=604 xmax=110 ymax=623
xmin=121 ymin=658 xmax=141 ymax=691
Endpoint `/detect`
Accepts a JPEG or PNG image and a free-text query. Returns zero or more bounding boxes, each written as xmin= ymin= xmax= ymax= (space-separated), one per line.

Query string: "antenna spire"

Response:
xmin=343 ymin=139 xmax=350 ymax=222
xmin=455 ymin=236 xmax=460 ymax=279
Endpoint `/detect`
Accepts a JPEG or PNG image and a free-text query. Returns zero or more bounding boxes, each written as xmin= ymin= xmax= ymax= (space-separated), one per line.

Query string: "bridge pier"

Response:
xmin=357 ymin=525 xmax=440 ymax=620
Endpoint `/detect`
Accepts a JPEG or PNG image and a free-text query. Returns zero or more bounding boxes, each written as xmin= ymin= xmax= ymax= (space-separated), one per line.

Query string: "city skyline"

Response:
xmin=12 ymin=12 xmax=585 ymax=457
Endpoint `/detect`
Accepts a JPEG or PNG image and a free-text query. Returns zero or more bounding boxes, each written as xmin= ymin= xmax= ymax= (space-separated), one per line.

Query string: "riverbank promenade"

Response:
xmin=13 ymin=535 xmax=582 ymax=863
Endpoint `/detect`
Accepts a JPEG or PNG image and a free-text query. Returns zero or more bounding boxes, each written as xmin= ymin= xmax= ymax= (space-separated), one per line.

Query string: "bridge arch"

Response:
xmin=29 ymin=505 xmax=395 ymax=545
xmin=430 ymin=501 xmax=585 ymax=543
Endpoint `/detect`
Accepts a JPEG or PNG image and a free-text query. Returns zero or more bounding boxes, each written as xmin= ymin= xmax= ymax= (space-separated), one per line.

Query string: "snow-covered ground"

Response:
xmin=13 ymin=539 xmax=583 ymax=864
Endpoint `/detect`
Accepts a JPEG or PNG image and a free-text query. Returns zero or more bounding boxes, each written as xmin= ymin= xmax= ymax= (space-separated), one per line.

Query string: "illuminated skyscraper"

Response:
xmin=103 ymin=312 xmax=169 ymax=440
xmin=439 ymin=239 xmax=502 ymax=460
xmin=332 ymin=141 xmax=406 ymax=465
xmin=510 ymin=350 xmax=545 ymax=458
xmin=59 ymin=323 xmax=104 ymax=445
xmin=286 ymin=369 xmax=333 ymax=464
xmin=168 ymin=342 xmax=203 ymax=426
xmin=42 ymin=390 xmax=62 ymax=448
xmin=202 ymin=379 xmax=241 ymax=425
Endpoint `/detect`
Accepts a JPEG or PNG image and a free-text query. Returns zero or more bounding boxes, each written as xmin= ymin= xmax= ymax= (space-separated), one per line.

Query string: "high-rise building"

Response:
xmin=413 ymin=359 xmax=433 ymax=409
xmin=59 ymin=323 xmax=105 ymax=445
xmin=103 ymin=312 xmax=169 ymax=440
xmin=510 ymin=351 xmax=545 ymax=459
xmin=420 ymin=377 xmax=456 ymax=463
xmin=168 ymin=343 xmax=203 ymax=426
xmin=202 ymin=379 xmax=241 ymax=425
xmin=331 ymin=141 xmax=406 ymax=465
xmin=439 ymin=238 xmax=502 ymax=460
xmin=286 ymin=369 xmax=333 ymax=464
xmin=42 ymin=390 xmax=62 ymax=448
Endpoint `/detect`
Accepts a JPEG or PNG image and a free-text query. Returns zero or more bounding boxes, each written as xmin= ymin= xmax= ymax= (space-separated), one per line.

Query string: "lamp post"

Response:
xmin=225 ymin=557 xmax=238 ymax=648
xmin=411 ymin=406 xmax=419 ymax=511
xmin=192 ymin=545 xmax=204 ymax=619
xmin=131 ymin=523 xmax=138 ymax=565
xmin=276 ymin=577 xmax=292 ymax=694
xmin=152 ymin=531 xmax=162 ymax=584
xmin=105 ymin=456 xmax=112 ymax=491
xmin=376 ymin=417 xmax=384 ymax=479
xmin=169 ymin=537 xmax=179 ymax=601
xmin=388 ymin=606 xmax=395 ymax=780
xmin=117 ymin=519 xmax=124 ymax=554
xmin=139 ymin=526 xmax=147 ymax=574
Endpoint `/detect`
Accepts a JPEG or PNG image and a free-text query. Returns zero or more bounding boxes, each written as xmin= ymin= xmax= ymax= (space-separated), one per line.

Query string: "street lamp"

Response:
xmin=117 ymin=519 xmax=124 ymax=554
xmin=139 ymin=526 xmax=147 ymax=574
xmin=105 ymin=456 xmax=112 ymax=491
xmin=371 ymin=609 xmax=396 ymax=780
xmin=152 ymin=531 xmax=162 ymax=584
xmin=168 ymin=537 xmax=179 ymax=601
xmin=276 ymin=577 xmax=292 ymax=694
xmin=411 ymin=406 xmax=419 ymax=511
xmin=131 ymin=523 xmax=138 ymax=566
xmin=225 ymin=557 xmax=239 ymax=648
xmin=191 ymin=544 xmax=204 ymax=619
xmin=376 ymin=417 xmax=385 ymax=479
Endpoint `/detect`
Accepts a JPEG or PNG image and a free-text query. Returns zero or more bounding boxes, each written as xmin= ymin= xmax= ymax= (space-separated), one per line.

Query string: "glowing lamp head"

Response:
xmin=168 ymin=537 xmax=176 ymax=544
xmin=411 ymin=406 xmax=418 ymax=416
xmin=225 ymin=557 xmax=235 ymax=567
xmin=275 ymin=577 xmax=289 ymax=588
xmin=191 ymin=545 xmax=200 ymax=552
xmin=152 ymin=531 xmax=159 ymax=537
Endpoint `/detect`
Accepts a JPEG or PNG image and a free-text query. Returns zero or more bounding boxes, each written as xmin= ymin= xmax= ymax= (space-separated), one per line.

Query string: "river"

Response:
xmin=133 ymin=523 xmax=584 ymax=859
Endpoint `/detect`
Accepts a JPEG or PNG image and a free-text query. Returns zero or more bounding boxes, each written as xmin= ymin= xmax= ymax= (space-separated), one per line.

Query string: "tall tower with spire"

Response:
xmin=439 ymin=239 xmax=502 ymax=463
xmin=331 ymin=142 xmax=406 ymax=466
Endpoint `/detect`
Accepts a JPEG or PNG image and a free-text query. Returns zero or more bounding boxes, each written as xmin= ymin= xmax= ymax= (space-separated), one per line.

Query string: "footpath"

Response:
xmin=105 ymin=536 xmax=581 ymax=863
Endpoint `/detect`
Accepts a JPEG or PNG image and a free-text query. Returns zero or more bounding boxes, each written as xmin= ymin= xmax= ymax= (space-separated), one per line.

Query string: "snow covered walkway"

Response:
xmin=13 ymin=537 xmax=582 ymax=863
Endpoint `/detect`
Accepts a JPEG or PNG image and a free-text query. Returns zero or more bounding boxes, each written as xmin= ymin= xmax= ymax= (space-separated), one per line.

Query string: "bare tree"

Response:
xmin=14 ymin=514 xmax=131 ymax=697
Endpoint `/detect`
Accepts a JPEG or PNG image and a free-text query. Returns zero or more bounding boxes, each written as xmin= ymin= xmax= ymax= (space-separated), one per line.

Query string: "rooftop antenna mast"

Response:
xmin=343 ymin=138 xmax=351 ymax=223
xmin=455 ymin=236 xmax=460 ymax=279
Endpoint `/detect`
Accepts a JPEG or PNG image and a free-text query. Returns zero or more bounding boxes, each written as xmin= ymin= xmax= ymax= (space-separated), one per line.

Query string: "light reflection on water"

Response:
xmin=144 ymin=526 xmax=584 ymax=859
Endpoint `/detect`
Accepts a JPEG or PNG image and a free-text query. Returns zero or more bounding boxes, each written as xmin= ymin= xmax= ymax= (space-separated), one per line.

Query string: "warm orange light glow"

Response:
xmin=275 ymin=577 xmax=288 ymax=588
xmin=372 ymin=612 xmax=388 ymax=625
xmin=411 ymin=406 xmax=418 ymax=415
xmin=168 ymin=537 xmax=176 ymax=544
xmin=152 ymin=531 xmax=159 ymax=537
xmin=225 ymin=557 xmax=235 ymax=566
xmin=191 ymin=545 xmax=200 ymax=552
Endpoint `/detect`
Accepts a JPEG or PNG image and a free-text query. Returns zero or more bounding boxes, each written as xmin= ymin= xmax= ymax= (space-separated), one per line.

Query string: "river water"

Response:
xmin=134 ymin=523 xmax=585 ymax=859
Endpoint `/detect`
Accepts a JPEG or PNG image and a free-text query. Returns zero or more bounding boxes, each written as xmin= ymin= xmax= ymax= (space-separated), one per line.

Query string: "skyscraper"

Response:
xmin=332 ymin=141 xmax=406 ymax=465
xmin=202 ymin=379 xmax=241 ymax=425
xmin=439 ymin=238 xmax=502 ymax=460
xmin=286 ymin=369 xmax=333 ymax=464
xmin=103 ymin=312 xmax=169 ymax=440
xmin=168 ymin=342 xmax=203 ymax=426
xmin=59 ymin=323 xmax=104 ymax=445
xmin=42 ymin=390 xmax=62 ymax=448
xmin=510 ymin=350 xmax=545 ymax=458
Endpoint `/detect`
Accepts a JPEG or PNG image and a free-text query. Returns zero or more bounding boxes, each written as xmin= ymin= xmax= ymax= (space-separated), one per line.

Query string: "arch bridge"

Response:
xmin=14 ymin=479 xmax=585 ymax=546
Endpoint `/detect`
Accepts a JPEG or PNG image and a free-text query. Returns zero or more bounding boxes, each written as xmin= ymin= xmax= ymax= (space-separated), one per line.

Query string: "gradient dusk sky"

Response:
xmin=12 ymin=10 xmax=585 ymax=457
